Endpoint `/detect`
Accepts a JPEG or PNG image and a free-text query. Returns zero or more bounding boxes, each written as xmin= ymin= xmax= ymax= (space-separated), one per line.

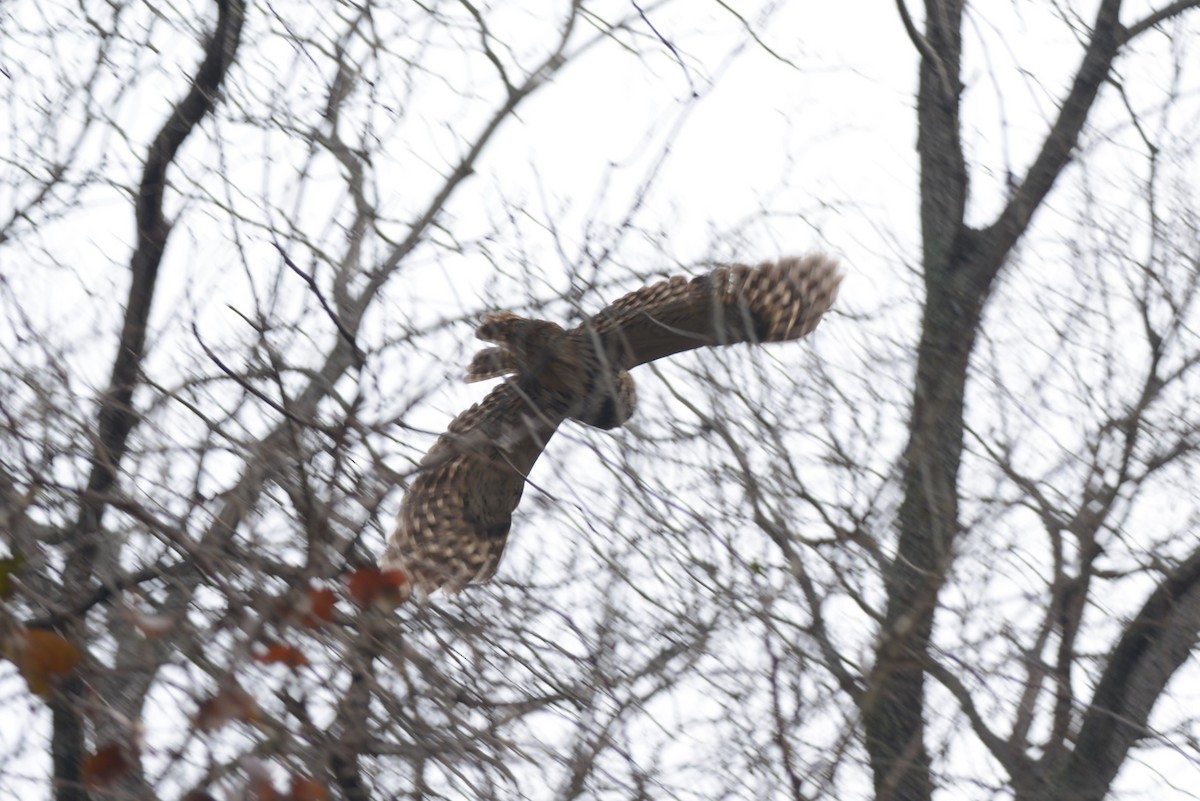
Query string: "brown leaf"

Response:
xmin=244 ymin=760 xmax=281 ymax=801
xmin=83 ymin=743 xmax=133 ymax=789
xmin=345 ymin=568 xmax=382 ymax=606
xmin=346 ymin=567 xmax=408 ymax=609
xmin=289 ymin=775 xmax=329 ymax=801
xmin=301 ymin=586 xmax=336 ymax=627
xmin=193 ymin=683 xmax=260 ymax=733
xmin=18 ymin=629 xmax=82 ymax=696
xmin=253 ymin=643 xmax=308 ymax=668
xmin=248 ymin=777 xmax=281 ymax=801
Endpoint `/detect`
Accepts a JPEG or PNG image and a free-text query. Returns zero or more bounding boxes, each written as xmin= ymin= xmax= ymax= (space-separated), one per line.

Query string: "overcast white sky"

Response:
xmin=4 ymin=0 xmax=1200 ymax=797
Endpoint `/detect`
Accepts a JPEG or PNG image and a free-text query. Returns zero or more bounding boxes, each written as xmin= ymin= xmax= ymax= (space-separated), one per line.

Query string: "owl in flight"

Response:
xmin=382 ymin=254 xmax=842 ymax=596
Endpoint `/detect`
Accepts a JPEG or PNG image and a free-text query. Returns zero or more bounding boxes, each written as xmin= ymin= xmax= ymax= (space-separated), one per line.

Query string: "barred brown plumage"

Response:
xmin=382 ymin=254 xmax=843 ymax=597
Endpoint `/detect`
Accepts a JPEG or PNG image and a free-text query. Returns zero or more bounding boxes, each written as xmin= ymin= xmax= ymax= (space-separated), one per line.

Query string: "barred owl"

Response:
xmin=382 ymin=254 xmax=842 ymax=596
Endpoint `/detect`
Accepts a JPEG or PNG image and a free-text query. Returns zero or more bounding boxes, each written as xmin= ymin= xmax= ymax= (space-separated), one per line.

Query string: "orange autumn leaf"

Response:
xmin=18 ymin=629 xmax=82 ymax=696
xmin=83 ymin=743 xmax=133 ymax=789
xmin=253 ymin=643 xmax=308 ymax=668
xmin=346 ymin=567 xmax=408 ymax=608
xmin=193 ymin=684 xmax=260 ymax=733
xmin=289 ymin=776 xmax=329 ymax=801
xmin=345 ymin=568 xmax=382 ymax=606
xmin=248 ymin=778 xmax=282 ymax=801
xmin=302 ymin=587 xmax=336 ymax=627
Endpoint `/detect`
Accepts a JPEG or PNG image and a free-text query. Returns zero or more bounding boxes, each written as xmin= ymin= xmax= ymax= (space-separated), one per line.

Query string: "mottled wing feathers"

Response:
xmin=582 ymin=254 xmax=842 ymax=369
xmin=381 ymin=380 xmax=568 ymax=596
xmin=386 ymin=253 xmax=842 ymax=597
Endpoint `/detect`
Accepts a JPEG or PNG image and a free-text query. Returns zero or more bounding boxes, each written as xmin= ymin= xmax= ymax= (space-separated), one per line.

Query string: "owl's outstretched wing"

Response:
xmin=385 ymin=254 xmax=842 ymax=596
xmin=579 ymin=254 xmax=842 ymax=369
xmin=381 ymin=380 xmax=569 ymax=597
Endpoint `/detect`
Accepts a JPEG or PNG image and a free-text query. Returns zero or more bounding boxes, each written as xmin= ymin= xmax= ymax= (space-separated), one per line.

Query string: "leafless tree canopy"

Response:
xmin=2 ymin=1 xmax=1200 ymax=800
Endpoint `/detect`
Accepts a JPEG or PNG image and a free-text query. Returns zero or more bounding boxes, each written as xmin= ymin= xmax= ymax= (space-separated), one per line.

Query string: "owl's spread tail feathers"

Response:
xmin=381 ymin=524 xmax=505 ymax=598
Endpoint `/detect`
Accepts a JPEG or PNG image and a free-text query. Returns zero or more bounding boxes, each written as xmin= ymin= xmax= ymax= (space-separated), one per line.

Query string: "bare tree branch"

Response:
xmin=70 ymin=0 xmax=247 ymax=565
xmin=987 ymin=0 xmax=1122 ymax=260
xmin=50 ymin=4 xmax=246 ymax=799
xmin=895 ymin=0 xmax=954 ymax=99
xmin=1121 ymin=0 xmax=1200 ymax=43
xmin=1047 ymin=548 xmax=1200 ymax=800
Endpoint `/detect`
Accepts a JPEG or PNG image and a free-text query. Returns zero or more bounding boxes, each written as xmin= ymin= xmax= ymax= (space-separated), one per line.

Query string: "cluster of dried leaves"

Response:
xmin=1 ymin=565 xmax=407 ymax=795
